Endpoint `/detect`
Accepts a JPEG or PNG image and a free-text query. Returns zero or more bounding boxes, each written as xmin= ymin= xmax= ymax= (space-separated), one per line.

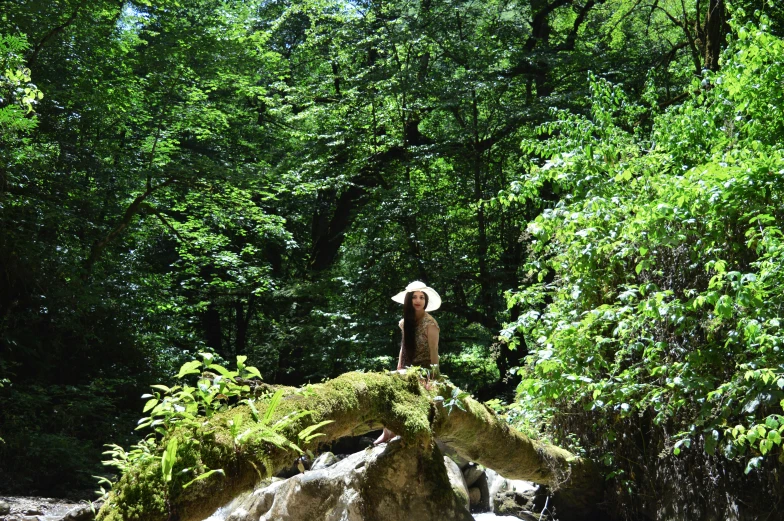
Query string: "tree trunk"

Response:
xmin=201 ymin=302 xmax=223 ymax=354
xmin=309 ymin=147 xmax=399 ymax=273
xmin=98 ymin=371 xmax=602 ymax=521
xmin=703 ymin=0 xmax=726 ymax=72
xmin=234 ymin=294 xmax=254 ymax=355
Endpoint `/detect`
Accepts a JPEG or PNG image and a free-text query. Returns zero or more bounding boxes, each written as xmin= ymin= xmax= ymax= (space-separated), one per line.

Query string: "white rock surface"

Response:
xmin=472 ymin=514 xmax=526 ymax=520
xmin=203 ymin=440 xmax=473 ymax=521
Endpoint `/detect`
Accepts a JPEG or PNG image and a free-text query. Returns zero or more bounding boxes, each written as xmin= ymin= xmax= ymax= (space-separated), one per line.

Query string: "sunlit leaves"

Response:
xmin=507 ymin=21 xmax=784 ymax=483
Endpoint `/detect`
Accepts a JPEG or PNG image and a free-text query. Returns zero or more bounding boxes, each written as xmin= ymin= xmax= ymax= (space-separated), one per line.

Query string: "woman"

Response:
xmin=374 ymin=281 xmax=441 ymax=445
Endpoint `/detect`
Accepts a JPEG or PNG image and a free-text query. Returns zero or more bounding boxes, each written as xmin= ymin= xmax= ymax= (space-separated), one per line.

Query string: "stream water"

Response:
xmin=0 ymin=497 xmax=525 ymax=521
xmin=472 ymin=515 xmax=523 ymax=520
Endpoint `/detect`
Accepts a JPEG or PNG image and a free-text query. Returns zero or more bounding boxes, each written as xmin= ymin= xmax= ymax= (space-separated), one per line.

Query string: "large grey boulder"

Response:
xmin=203 ymin=440 xmax=473 ymax=521
xmin=443 ymin=456 xmax=470 ymax=510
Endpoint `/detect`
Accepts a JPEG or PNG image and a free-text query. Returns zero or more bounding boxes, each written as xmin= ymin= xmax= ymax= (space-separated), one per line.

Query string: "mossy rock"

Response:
xmin=97 ymin=371 xmax=601 ymax=521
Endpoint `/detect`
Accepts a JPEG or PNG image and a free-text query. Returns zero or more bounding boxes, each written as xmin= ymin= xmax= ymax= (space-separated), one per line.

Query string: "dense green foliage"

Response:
xmin=504 ymin=14 xmax=784 ymax=519
xmin=3 ymin=0 xmax=784 ymax=518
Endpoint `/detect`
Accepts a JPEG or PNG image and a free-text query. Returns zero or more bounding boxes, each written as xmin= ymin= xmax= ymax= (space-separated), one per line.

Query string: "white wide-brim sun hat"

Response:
xmin=391 ymin=281 xmax=441 ymax=311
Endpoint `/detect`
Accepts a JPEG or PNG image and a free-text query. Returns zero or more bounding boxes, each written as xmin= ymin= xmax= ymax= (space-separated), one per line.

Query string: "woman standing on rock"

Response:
xmin=374 ymin=281 xmax=441 ymax=445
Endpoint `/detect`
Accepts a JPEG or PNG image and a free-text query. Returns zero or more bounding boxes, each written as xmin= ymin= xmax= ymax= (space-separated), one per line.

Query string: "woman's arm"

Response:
xmin=397 ymin=318 xmax=405 ymax=370
xmin=427 ymin=324 xmax=440 ymax=370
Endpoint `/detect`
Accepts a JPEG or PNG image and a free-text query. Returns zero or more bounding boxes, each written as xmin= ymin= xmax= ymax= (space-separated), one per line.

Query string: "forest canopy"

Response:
xmin=2 ymin=0 xmax=784 ymax=519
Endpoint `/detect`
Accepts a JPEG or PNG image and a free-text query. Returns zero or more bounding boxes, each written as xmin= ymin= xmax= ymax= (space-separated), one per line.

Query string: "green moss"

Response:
xmin=98 ymin=462 xmax=167 ymax=521
xmin=98 ymin=371 xmax=440 ymax=521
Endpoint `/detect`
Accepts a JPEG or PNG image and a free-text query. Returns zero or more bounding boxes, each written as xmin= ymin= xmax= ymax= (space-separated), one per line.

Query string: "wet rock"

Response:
xmin=203 ymin=440 xmax=472 ymax=521
xmin=443 ymin=455 xmax=469 ymax=510
xmin=310 ymin=452 xmax=338 ymax=471
xmin=62 ymin=501 xmax=102 ymax=521
xmin=0 ymin=496 xmax=84 ymax=521
xmin=0 ymin=501 xmax=10 ymax=515
xmin=485 ymin=468 xmax=504 ymax=511
xmin=494 ymin=481 xmax=547 ymax=521
xmin=462 ymin=463 xmax=484 ymax=487
xmin=482 ymin=470 xmax=541 ymax=514
xmin=473 ymin=471 xmax=491 ymax=512
xmin=468 ymin=488 xmax=481 ymax=506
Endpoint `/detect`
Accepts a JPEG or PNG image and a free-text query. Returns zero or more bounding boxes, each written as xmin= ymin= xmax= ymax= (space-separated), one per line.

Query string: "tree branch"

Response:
xmin=28 ymin=3 xmax=83 ymax=68
xmin=140 ymin=203 xmax=189 ymax=244
xmin=82 ymin=177 xmax=178 ymax=279
xmin=604 ymin=0 xmax=645 ymax=39
xmin=525 ymin=0 xmax=574 ymax=51
xmin=556 ymin=0 xmax=601 ymax=52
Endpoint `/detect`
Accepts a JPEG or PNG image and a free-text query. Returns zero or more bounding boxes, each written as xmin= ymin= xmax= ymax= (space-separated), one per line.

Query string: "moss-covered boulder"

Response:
xmin=97 ymin=371 xmax=601 ymax=521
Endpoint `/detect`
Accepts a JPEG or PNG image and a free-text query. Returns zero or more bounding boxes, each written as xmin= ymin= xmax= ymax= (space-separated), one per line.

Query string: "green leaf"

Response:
xmin=704 ymin=430 xmax=719 ymax=455
xmin=177 ymin=360 xmax=203 ymax=379
xmin=297 ymin=420 xmax=334 ymax=441
xmin=161 ymin=438 xmax=178 ymax=482
xmin=247 ymin=399 xmax=260 ymax=423
xmin=263 ymin=389 xmax=285 ymax=426
xmin=714 ymin=295 xmax=733 ymax=319
xmin=236 ymin=355 xmax=247 ymax=371
xmin=745 ymin=456 xmax=763 ymax=474
xmin=244 ymin=366 xmax=263 ymax=379
xmin=207 ymin=364 xmax=236 ymax=378
xmin=235 ymin=424 xmax=302 ymax=454
xmin=183 ymin=469 xmax=225 ymax=489
xmin=272 ymin=410 xmax=312 ymax=432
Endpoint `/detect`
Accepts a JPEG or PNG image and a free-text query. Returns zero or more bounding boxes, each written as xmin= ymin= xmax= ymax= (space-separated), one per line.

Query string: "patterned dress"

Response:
xmin=398 ymin=312 xmax=440 ymax=367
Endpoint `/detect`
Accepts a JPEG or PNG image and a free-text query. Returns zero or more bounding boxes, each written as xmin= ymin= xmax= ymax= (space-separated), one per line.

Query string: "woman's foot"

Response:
xmin=374 ymin=427 xmax=395 ymax=445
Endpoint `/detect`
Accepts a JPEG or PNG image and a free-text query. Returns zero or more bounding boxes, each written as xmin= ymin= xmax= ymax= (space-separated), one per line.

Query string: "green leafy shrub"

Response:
xmin=440 ymin=344 xmax=500 ymax=394
xmin=503 ymin=16 xmax=784 ymax=519
xmin=98 ymin=354 xmax=330 ymax=515
xmin=0 ymin=32 xmax=42 ymax=135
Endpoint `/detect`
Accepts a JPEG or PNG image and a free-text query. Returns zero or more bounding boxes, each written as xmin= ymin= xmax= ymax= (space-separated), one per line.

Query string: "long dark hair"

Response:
xmin=402 ymin=291 xmax=428 ymax=366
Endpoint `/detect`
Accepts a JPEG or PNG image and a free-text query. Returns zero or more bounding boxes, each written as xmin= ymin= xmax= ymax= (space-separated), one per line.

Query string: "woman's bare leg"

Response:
xmin=374 ymin=427 xmax=395 ymax=445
